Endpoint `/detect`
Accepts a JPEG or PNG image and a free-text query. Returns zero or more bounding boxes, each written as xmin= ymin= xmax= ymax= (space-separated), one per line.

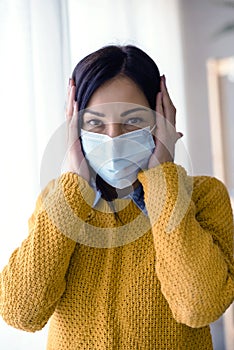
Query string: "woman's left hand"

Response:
xmin=148 ymin=75 xmax=182 ymax=168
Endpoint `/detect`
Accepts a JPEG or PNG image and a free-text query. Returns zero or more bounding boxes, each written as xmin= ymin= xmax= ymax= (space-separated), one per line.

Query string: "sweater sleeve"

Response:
xmin=0 ymin=172 xmax=95 ymax=332
xmin=138 ymin=162 xmax=234 ymax=328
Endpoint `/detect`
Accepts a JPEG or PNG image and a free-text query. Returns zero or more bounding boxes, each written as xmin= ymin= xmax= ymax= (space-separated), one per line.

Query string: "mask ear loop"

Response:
xmin=149 ymin=124 xmax=157 ymax=149
xmin=149 ymin=109 xmax=157 ymax=134
xmin=150 ymin=123 xmax=157 ymax=134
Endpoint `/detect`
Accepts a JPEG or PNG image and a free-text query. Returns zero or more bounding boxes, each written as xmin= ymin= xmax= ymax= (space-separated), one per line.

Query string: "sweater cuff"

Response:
xmin=138 ymin=162 xmax=194 ymax=232
xmin=59 ymin=172 xmax=95 ymax=210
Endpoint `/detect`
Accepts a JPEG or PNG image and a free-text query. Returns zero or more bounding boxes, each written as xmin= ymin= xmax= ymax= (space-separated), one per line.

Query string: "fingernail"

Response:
xmin=163 ymin=74 xmax=166 ymax=84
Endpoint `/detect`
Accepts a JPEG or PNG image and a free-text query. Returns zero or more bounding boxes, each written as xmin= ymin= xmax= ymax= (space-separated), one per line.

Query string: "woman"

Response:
xmin=1 ymin=45 xmax=234 ymax=349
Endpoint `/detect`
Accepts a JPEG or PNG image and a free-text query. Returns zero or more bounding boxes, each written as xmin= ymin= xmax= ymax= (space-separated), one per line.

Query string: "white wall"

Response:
xmin=179 ymin=0 xmax=234 ymax=176
xmin=0 ymin=1 xmax=70 ymax=349
xmin=178 ymin=1 xmax=234 ymax=349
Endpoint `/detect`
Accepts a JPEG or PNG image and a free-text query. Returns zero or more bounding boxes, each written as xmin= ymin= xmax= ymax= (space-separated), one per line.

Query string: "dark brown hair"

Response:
xmin=72 ymin=45 xmax=160 ymax=111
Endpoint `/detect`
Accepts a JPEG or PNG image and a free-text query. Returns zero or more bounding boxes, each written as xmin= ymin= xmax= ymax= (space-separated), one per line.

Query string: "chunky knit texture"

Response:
xmin=1 ymin=163 xmax=234 ymax=349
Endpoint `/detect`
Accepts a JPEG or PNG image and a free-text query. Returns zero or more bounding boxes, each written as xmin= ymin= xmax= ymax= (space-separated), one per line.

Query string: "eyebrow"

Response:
xmin=83 ymin=107 xmax=148 ymax=118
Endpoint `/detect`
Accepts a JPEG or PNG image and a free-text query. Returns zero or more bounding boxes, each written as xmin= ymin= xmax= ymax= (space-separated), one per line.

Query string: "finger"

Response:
xmin=177 ymin=131 xmax=183 ymax=139
xmin=155 ymin=92 xmax=163 ymax=116
xmin=160 ymin=76 xmax=176 ymax=125
xmin=160 ymin=75 xmax=169 ymax=94
xmin=66 ymin=86 xmax=76 ymax=120
xmin=66 ymin=78 xmax=75 ymax=104
xmin=70 ymin=102 xmax=79 ymax=128
xmin=74 ymin=100 xmax=78 ymax=112
xmin=68 ymin=101 xmax=80 ymax=145
xmin=161 ymin=92 xmax=176 ymax=125
xmin=70 ymin=78 xmax=75 ymax=87
xmin=66 ymin=84 xmax=71 ymax=105
xmin=160 ymin=75 xmax=174 ymax=106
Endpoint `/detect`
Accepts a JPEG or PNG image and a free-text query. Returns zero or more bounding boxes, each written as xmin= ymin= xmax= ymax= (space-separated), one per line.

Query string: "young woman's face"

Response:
xmin=82 ymin=76 xmax=155 ymax=137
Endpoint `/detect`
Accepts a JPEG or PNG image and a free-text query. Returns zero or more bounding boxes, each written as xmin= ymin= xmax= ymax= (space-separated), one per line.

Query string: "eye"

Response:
xmin=125 ymin=117 xmax=144 ymax=125
xmin=86 ymin=119 xmax=103 ymax=127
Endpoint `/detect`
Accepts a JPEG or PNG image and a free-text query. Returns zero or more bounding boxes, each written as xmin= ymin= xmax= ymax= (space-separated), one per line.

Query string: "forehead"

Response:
xmin=87 ymin=76 xmax=150 ymax=108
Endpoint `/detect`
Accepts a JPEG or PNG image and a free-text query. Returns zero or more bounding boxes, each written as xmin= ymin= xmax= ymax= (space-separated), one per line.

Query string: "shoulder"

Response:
xmin=192 ymin=175 xmax=231 ymax=203
xmin=191 ymin=175 xmax=233 ymax=227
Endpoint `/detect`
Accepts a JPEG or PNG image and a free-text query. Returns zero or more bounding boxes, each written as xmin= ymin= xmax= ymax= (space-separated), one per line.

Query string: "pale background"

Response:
xmin=0 ymin=0 xmax=233 ymax=349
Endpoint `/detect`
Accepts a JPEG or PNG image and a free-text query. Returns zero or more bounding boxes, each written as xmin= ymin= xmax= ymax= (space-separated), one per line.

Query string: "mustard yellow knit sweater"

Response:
xmin=1 ymin=163 xmax=234 ymax=349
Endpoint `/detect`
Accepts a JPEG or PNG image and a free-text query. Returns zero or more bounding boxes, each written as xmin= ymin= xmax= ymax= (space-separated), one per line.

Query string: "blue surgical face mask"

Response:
xmin=81 ymin=126 xmax=155 ymax=189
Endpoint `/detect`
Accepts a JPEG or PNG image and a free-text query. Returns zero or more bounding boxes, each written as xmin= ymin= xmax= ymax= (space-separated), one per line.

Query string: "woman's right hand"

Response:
xmin=61 ymin=79 xmax=90 ymax=183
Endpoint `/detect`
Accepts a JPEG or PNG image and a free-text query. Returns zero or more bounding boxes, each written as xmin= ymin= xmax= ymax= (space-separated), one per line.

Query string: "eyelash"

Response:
xmin=85 ymin=117 xmax=144 ymax=127
xmin=86 ymin=119 xmax=103 ymax=126
xmin=126 ymin=117 xmax=143 ymax=125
